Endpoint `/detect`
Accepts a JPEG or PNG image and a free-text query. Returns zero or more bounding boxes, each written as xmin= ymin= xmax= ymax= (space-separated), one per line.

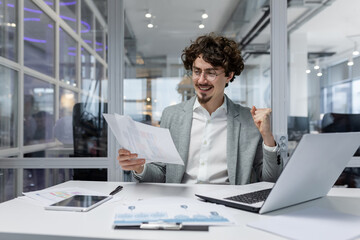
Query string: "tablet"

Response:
xmin=45 ymin=195 xmax=113 ymax=212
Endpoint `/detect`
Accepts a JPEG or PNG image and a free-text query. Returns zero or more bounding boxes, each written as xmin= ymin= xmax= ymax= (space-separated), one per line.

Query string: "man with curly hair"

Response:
xmin=118 ymin=33 xmax=282 ymax=185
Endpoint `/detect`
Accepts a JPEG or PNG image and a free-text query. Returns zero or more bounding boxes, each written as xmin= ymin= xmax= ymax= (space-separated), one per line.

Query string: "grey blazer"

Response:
xmin=133 ymin=96 xmax=282 ymax=185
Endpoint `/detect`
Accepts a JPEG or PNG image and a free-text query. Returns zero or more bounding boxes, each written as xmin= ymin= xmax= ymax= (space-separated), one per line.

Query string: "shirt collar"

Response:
xmin=193 ymin=95 xmax=228 ymax=114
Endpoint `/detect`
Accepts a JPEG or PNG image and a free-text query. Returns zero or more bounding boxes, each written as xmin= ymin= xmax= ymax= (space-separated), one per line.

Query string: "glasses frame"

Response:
xmin=190 ymin=67 xmax=225 ymax=82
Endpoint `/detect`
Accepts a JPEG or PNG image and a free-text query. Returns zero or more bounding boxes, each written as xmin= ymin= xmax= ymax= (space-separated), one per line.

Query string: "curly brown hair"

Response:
xmin=181 ymin=33 xmax=244 ymax=86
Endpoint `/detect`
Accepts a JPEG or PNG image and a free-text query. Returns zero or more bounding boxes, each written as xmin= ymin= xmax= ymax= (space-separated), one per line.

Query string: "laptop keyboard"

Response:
xmin=225 ymin=188 xmax=272 ymax=204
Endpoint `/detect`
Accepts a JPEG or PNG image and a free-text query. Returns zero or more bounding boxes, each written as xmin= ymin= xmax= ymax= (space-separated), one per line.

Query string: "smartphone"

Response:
xmin=45 ymin=195 xmax=113 ymax=212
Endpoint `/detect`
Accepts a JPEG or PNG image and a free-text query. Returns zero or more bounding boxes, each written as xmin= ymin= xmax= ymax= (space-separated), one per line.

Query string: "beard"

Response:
xmin=196 ymin=84 xmax=213 ymax=104
xmin=197 ymin=92 xmax=212 ymax=104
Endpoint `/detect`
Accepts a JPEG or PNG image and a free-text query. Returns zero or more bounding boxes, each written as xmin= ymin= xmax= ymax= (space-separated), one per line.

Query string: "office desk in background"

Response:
xmin=0 ymin=181 xmax=360 ymax=240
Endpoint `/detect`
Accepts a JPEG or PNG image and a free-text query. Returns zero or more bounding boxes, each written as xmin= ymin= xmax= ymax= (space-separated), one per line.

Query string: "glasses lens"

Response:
xmin=206 ymin=71 xmax=216 ymax=81
xmin=192 ymin=69 xmax=200 ymax=79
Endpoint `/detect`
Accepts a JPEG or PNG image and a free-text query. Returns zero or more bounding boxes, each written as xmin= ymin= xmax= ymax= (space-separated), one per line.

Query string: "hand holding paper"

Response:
xmin=103 ymin=114 xmax=184 ymax=167
xmin=117 ymin=148 xmax=145 ymax=173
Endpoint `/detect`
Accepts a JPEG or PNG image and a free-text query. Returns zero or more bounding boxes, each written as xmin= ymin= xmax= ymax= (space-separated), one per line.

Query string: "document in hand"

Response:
xmin=103 ymin=113 xmax=184 ymax=165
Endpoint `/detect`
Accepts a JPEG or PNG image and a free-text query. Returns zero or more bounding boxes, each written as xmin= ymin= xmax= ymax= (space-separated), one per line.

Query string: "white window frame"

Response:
xmin=0 ymin=0 xmax=111 ymax=196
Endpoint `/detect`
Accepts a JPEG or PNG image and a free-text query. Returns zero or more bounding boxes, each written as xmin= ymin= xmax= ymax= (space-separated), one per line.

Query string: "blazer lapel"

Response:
xmin=178 ymin=97 xmax=195 ymax=168
xmin=226 ymin=97 xmax=241 ymax=185
xmin=166 ymin=97 xmax=195 ymax=182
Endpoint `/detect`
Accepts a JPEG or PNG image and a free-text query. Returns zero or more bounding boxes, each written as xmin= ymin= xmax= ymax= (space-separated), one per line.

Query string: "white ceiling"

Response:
xmin=293 ymin=0 xmax=360 ymax=64
xmin=124 ymin=0 xmax=240 ymax=59
xmin=123 ymin=0 xmax=360 ymax=66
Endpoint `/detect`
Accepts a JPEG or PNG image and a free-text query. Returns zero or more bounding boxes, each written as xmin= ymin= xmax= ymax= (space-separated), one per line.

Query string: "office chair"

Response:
xmin=72 ymin=102 xmax=108 ymax=181
xmin=321 ymin=113 xmax=360 ymax=188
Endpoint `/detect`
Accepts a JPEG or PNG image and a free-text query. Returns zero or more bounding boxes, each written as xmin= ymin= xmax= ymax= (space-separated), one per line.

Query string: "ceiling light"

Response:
xmin=316 ymin=66 xmax=322 ymax=77
xmin=347 ymin=56 xmax=354 ymax=66
xmin=145 ymin=10 xmax=152 ymax=18
xmin=306 ymin=69 xmax=311 ymax=74
xmin=353 ymin=42 xmax=359 ymax=56
xmin=199 ymin=23 xmax=205 ymax=29
xmin=147 ymin=22 xmax=154 ymax=28
xmin=201 ymin=11 xmax=208 ymax=19
xmin=313 ymin=59 xmax=320 ymax=70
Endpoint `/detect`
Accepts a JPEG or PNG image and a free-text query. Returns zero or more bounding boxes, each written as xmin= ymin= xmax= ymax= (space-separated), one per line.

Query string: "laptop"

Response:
xmin=195 ymin=132 xmax=360 ymax=214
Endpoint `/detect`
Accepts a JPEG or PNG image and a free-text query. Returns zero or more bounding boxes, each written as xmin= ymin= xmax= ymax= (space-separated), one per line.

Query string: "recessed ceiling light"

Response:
xmin=147 ymin=23 xmax=154 ymax=28
xmin=313 ymin=59 xmax=320 ymax=70
xmin=353 ymin=42 xmax=359 ymax=56
xmin=201 ymin=12 xmax=208 ymax=19
xmin=199 ymin=23 xmax=205 ymax=29
xmin=145 ymin=10 xmax=152 ymax=18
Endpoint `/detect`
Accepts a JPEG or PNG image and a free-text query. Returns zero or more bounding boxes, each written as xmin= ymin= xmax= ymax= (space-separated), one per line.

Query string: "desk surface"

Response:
xmin=1 ymin=181 xmax=360 ymax=240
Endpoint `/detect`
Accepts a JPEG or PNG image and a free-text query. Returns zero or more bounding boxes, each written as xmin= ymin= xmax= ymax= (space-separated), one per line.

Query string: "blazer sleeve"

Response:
xmin=252 ymin=138 xmax=282 ymax=182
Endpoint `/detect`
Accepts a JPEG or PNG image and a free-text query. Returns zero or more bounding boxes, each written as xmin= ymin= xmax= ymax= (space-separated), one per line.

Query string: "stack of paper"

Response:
xmin=103 ymin=113 xmax=183 ymax=165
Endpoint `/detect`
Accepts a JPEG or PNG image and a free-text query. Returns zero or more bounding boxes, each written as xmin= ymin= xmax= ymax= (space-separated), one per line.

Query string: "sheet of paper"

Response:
xmin=248 ymin=206 xmax=360 ymax=240
xmin=113 ymin=197 xmax=235 ymax=227
xmin=103 ymin=113 xmax=183 ymax=165
xmin=22 ymin=187 xmax=106 ymax=206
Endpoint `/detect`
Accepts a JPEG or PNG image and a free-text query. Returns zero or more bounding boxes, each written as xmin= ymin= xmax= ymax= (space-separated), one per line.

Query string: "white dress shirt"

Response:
xmin=182 ymin=98 xmax=229 ymax=184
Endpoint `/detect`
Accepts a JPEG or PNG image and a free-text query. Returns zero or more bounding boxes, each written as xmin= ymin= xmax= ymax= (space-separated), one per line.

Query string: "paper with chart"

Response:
xmin=113 ymin=197 xmax=235 ymax=227
xmin=22 ymin=187 xmax=106 ymax=206
xmin=103 ymin=113 xmax=183 ymax=165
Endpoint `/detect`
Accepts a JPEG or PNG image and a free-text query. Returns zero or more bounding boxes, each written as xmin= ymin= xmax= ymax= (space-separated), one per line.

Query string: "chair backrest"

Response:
xmin=321 ymin=113 xmax=360 ymax=156
xmin=72 ymin=102 xmax=108 ymax=157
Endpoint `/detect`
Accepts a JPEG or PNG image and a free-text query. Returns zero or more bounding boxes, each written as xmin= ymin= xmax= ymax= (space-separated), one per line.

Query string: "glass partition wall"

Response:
xmin=0 ymin=0 xmax=108 ymax=202
xmin=287 ymin=0 xmax=360 ymax=187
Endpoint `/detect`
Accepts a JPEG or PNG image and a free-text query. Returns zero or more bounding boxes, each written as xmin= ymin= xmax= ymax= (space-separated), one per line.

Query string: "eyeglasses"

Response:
xmin=191 ymin=67 xmax=225 ymax=82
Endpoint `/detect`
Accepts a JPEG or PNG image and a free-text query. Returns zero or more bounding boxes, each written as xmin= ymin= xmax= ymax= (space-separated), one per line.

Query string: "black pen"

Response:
xmin=109 ymin=185 xmax=123 ymax=195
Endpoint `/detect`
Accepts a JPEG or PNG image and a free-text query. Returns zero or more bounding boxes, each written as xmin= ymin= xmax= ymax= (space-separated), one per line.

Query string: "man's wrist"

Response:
xmin=263 ymin=141 xmax=279 ymax=152
xmin=134 ymin=165 xmax=144 ymax=174
xmin=133 ymin=164 xmax=146 ymax=177
xmin=263 ymin=134 xmax=276 ymax=147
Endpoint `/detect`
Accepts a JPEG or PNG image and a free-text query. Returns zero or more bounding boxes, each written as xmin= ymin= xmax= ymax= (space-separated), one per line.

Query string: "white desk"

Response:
xmin=1 ymin=181 xmax=360 ymax=240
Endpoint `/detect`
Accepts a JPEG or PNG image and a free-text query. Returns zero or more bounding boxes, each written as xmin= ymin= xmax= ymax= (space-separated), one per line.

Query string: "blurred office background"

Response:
xmin=1 ymin=0 xmax=360 ymax=203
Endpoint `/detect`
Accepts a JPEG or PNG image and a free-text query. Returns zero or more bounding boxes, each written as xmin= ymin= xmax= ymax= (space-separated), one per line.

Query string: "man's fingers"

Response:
xmin=250 ymin=106 xmax=256 ymax=117
xmin=117 ymin=153 xmax=138 ymax=161
xmin=118 ymin=148 xmax=130 ymax=155
xmin=119 ymin=158 xmax=145 ymax=167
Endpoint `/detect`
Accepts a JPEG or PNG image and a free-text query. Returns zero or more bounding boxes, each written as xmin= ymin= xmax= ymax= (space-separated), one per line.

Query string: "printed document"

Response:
xmin=103 ymin=113 xmax=183 ymax=165
xmin=113 ymin=197 xmax=235 ymax=227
